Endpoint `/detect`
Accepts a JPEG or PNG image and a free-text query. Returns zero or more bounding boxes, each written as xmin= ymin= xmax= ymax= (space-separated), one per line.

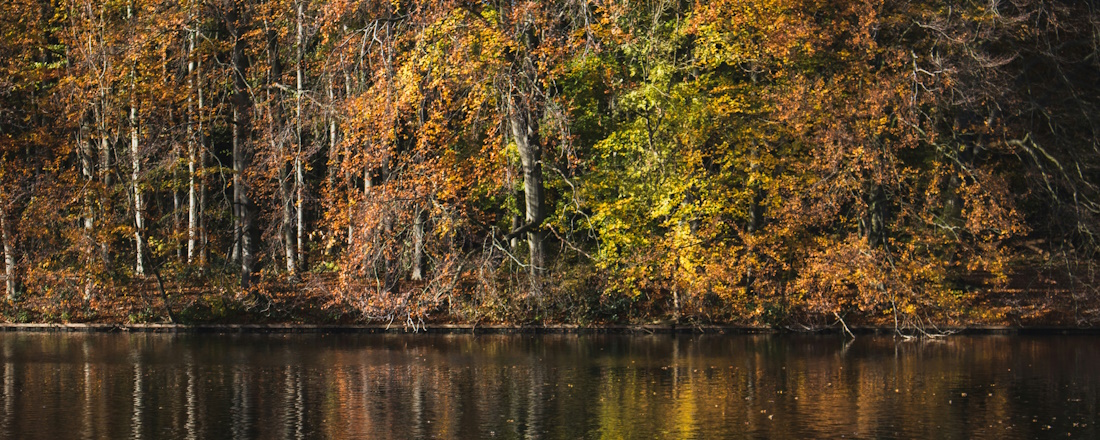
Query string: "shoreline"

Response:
xmin=1 ymin=322 xmax=1098 ymax=335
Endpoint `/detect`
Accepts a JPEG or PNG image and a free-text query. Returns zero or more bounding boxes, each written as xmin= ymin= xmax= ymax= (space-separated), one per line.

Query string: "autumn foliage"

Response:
xmin=0 ymin=0 xmax=1097 ymax=328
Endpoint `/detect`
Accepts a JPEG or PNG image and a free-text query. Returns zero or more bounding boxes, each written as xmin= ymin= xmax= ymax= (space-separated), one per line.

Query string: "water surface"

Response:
xmin=0 ymin=332 xmax=1096 ymax=439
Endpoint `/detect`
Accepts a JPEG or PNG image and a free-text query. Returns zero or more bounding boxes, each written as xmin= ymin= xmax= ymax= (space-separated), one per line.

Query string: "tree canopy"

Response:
xmin=0 ymin=0 xmax=1097 ymax=328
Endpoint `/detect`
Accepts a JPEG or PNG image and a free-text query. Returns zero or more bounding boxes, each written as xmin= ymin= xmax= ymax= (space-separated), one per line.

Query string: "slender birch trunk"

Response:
xmin=95 ymin=87 xmax=111 ymax=269
xmin=411 ymin=209 xmax=423 ymax=281
xmin=295 ymin=155 xmax=304 ymax=271
xmin=131 ymin=101 xmax=144 ymax=276
xmin=1 ymin=207 xmax=15 ymax=300
xmin=342 ymin=61 xmax=356 ymax=248
xmin=186 ymin=24 xmax=198 ymax=263
xmin=279 ymin=145 xmax=295 ymax=274
xmin=294 ymin=0 xmax=306 ymax=273
xmin=128 ymin=3 xmax=144 ymax=277
xmin=80 ymin=123 xmax=95 ymax=300
xmin=172 ymin=109 xmax=183 ymax=262
xmin=197 ymin=36 xmax=207 ymax=267
xmin=324 ymin=79 xmax=339 ymax=258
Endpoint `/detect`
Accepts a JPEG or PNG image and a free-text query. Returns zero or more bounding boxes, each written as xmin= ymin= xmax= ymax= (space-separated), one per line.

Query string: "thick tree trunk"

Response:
xmin=234 ymin=106 xmax=254 ymax=288
xmin=230 ymin=5 xmax=254 ymax=288
xmin=506 ymin=94 xmax=545 ymax=276
xmin=265 ymin=24 xmax=297 ymax=276
xmin=860 ymin=185 xmax=887 ymax=248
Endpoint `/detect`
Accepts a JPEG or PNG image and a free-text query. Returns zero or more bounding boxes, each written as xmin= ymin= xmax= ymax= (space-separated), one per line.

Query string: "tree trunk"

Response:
xmin=325 ymin=79 xmax=339 ymax=258
xmin=1 ymin=207 xmax=16 ymax=300
xmin=277 ymin=137 xmax=295 ymax=274
xmin=198 ymin=144 xmax=206 ymax=267
xmin=197 ymin=40 xmax=207 ymax=268
xmin=186 ymin=25 xmax=198 ymax=263
xmin=342 ymin=65 xmax=356 ymax=248
xmin=231 ymin=182 xmax=240 ymax=264
xmin=131 ymin=103 xmax=145 ymax=277
xmin=411 ymin=209 xmax=423 ymax=281
xmin=95 ymin=90 xmax=111 ymax=270
xmin=230 ymin=4 xmax=254 ymax=288
xmin=228 ymin=10 xmax=241 ymax=266
xmin=128 ymin=3 xmax=144 ymax=277
xmin=860 ymin=185 xmax=887 ymax=248
xmin=84 ymin=10 xmax=112 ymax=276
xmin=344 ymin=165 xmax=353 ymax=248
xmin=506 ymin=94 xmax=545 ymax=276
xmin=510 ymin=214 xmax=521 ymax=250
xmin=295 ymin=156 xmax=304 ymax=271
xmin=96 ymin=90 xmax=111 ymax=188
xmin=278 ymin=156 xmax=295 ymax=274
xmin=172 ymin=111 xmax=182 ymax=262
xmin=295 ymin=0 xmax=306 ymax=273
xmin=79 ymin=122 xmax=96 ymax=300
xmin=356 ymin=167 xmax=371 ymax=252
xmin=235 ymin=104 xmax=254 ymax=289
xmin=266 ymin=20 xmax=297 ymax=276
xmin=166 ymin=33 xmax=180 ymax=263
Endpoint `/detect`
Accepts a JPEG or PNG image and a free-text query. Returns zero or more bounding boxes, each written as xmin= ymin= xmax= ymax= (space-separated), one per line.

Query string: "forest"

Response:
xmin=0 ymin=0 xmax=1097 ymax=328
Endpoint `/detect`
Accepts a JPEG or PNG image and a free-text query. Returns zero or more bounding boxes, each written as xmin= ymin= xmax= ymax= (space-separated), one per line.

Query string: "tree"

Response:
xmin=223 ymin=0 xmax=257 ymax=288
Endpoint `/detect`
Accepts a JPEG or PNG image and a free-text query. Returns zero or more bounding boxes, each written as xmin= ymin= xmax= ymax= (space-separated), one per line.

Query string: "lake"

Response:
xmin=0 ymin=331 xmax=1096 ymax=439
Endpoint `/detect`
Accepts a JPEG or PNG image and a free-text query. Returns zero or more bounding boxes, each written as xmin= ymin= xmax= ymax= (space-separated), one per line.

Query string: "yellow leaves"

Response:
xmin=478 ymin=4 xmax=499 ymax=25
xmin=689 ymin=0 xmax=829 ymax=70
xmin=957 ymin=169 xmax=1029 ymax=242
xmin=706 ymin=89 xmax=753 ymax=119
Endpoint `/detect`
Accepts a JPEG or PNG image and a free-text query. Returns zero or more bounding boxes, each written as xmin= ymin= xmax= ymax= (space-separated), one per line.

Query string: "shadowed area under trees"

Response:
xmin=0 ymin=0 xmax=1097 ymax=330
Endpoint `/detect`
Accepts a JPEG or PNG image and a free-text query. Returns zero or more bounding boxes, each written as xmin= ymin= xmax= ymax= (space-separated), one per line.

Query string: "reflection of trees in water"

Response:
xmin=0 ymin=334 xmax=1096 ymax=439
xmin=2 ymin=358 xmax=12 ymax=439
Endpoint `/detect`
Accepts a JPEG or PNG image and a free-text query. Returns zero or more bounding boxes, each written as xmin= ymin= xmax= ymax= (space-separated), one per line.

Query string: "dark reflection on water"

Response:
xmin=0 ymin=333 xmax=1096 ymax=439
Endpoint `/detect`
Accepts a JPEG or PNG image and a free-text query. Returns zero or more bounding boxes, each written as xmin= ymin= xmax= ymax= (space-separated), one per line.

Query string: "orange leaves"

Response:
xmin=0 ymin=0 xmax=1093 ymax=327
xmin=957 ymin=169 xmax=1028 ymax=241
